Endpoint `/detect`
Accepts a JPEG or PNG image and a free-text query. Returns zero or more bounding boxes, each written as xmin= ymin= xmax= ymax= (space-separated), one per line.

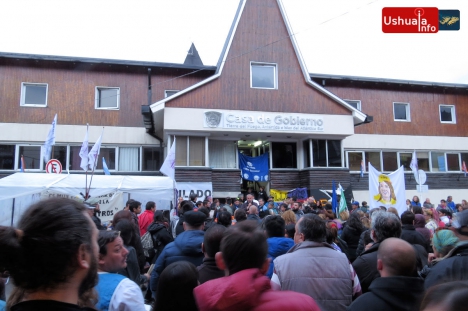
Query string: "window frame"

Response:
xmin=393 ymin=102 xmax=411 ymax=122
xmin=250 ymin=62 xmax=278 ymax=90
xmin=164 ymin=90 xmax=179 ymax=98
xmin=173 ymin=136 xmax=207 ymax=167
xmin=95 ymin=86 xmax=120 ymax=110
xmin=20 ymin=82 xmax=48 ymax=107
xmin=439 ymin=104 xmax=456 ymax=124
xmin=344 ymin=99 xmax=361 ymax=111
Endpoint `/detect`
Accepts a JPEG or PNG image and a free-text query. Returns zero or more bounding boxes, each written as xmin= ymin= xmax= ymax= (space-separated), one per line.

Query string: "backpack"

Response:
xmin=141 ymin=230 xmax=154 ymax=258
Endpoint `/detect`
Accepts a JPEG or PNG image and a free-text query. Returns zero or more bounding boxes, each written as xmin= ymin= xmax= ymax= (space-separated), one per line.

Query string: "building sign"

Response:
xmin=177 ymin=182 xmax=213 ymax=201
xmin=204 ymin=111 xmax=324 ymax=132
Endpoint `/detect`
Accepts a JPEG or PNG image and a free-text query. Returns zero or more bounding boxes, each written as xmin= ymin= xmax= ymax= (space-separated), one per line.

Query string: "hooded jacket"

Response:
xmin=347 ymin=276 xmax=424 ymax=311
xmin=414 ymin=214 xmax=432 ymax=244
xmin=194 ymin=268 xmax=320 ymax=311
xmin=147 ymin=222 xmax=174 ymax=262
xmin=266 ymin=237 xmax=294 ymax=278
xmin=150 ymin=229 xmax=204 ymax=292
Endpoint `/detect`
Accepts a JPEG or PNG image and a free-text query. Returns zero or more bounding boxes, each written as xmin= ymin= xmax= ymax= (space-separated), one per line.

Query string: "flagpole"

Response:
xmin=86 ymin=127 xmax=104 ymax=200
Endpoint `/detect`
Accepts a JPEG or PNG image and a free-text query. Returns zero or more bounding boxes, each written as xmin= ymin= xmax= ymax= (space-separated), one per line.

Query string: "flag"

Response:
xmin=102 ymin=157 xmax=111 ymax=175
xmin=79 ymin=124 xmax=89 ymax=171
xmin=160 ymin=138 xmax=176 ymax=180
xmin=20 ymin=155 xmax=25 ymax=172
xmin=360 ymin=159 xmax=365 ymax=178
xmin=88 ymin=128 xmax=104 ymax=171
xmin=410 ymin=151 xmax=418 ymax=174
xmin=463 ymin=161 xmax=467 ymax=177
xmin=331 ymin=180 xmax=337 ymax=215
xmin=338 ymin=184 xmax=347 ymax=218
xmin=368 ymin=163 xmax=406 ymax=215
xmin=42 ymin=114 xmax=57 ymax=163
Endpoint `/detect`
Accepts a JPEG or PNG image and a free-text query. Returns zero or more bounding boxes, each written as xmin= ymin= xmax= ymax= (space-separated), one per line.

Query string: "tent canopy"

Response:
xmin=0 ymin=173 xmax=174 ymax=201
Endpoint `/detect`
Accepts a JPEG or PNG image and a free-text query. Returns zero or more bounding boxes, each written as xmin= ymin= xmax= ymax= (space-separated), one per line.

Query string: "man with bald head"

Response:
xmin=348 ymin=238 xmax=425 ymax=311
xmin=246 ymin=205 xmax=262 ymax=224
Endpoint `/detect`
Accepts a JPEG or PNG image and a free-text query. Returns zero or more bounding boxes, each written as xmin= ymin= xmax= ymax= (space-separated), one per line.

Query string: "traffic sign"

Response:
xmin=46 ymin=159 xmax=62 ymax=174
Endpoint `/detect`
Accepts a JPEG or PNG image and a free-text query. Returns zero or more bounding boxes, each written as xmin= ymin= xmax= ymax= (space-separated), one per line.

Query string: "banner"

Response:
xmin=176 ymin=182 xmax=213 ymax=201
xmin=239 ymin=152 xmax=269 ymax=182
xmin=368 ymin=163 xmax=406 ymax=215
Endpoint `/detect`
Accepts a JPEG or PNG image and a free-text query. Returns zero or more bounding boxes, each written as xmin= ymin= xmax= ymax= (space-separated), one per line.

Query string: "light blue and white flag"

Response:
xmin=79 ymin=124 xmax=89 ymax=171
xmin=160 ymin=138 xmax=176 ymax=180
xmin=102 ymin=157 xmax=111 ymax=175
xmin=88 ymin=128 xmax=104 ymax=171
xmin=42 ymin=114 xmax=57 ymax=163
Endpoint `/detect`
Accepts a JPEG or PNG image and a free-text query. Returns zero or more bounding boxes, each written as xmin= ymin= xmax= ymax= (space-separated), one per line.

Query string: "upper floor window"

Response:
xmin=20 ymin=83 xmax=48 ymax=107
xmin=95 ymin=87 xmax=120 ymax=110
xmin=251 ymin=62 xmax=277 ymax=89
xmin=393 ymin=102 xmax=410 ymax=121
xmin=165 ymin=90 xmax=179 ymax=98
xmin=344 ymin=99 xmax=361 ymax=111
xmin=440 ymin=105 xmax=456 ymax=123
xmin=175 ymin=136 xmax=206 ymax=167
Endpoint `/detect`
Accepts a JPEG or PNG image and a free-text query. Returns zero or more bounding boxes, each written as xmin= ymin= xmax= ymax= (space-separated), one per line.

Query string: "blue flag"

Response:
xmin=238 ymin=152 xmax=269 ymax=182
xmin=332 ymin=180 xmax=337 ymax=215
xmin=102 ymin=157 xmax=111 ymax=175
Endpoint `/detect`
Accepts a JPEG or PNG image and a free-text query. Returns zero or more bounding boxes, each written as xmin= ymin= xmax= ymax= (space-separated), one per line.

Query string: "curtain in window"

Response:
xmin=119 ymin=147 xmax=139 ymax=171
xmin=209 ymin=140 xmax=236 ymax=168
xmin=175 ymin=136 xmax=188 ymax=166
xmin=189 ymin=137 xmax=205 ymax=166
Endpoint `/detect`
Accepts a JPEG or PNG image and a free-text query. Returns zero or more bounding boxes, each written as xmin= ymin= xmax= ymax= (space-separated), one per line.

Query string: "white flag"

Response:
xmin=160 ymin=138 xmax=176 ymax=180
xmin=410 ymin=151 xmax=418 ymax=174
xmin=79 ymin=124 xmax=89 ymax=171
xmin=42 ymin=114 xmax=57 ymax=163
xmin=368 ymin=163 xmax=406 ymax=215
xmin=88 ymin=128 xmax=104 ymax=171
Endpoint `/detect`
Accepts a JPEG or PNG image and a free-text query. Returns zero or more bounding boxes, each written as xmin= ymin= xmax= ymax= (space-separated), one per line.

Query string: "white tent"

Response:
xmin=0 ymin=173 xmax=175 ymax=226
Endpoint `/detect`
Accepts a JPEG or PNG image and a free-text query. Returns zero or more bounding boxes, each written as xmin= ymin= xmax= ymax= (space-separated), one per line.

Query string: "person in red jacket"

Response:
xmin=139 ymin=201 xmax=156 ymax=236
xmin=193 ymin=221 xmax=320 ymax=311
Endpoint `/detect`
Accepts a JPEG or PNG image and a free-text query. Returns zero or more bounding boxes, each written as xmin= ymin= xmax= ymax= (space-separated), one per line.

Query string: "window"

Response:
xmin=0 ymin=145 xmax=15 ymax=169
xmin=209 ymin=140 xmax=237 ymax=168
xmin=95 ymin=87 xmax=120 ymax=109
xmin=399 ymin=152 xmax=412 ymax=171
xmin=344 ymin=100 xmax=361 ymax=111
xmin=347 ymin=151 xmax=381 ymax=171
xmin=272 ymin=142 xmax=296 ymax=168
xmin=312 ymin=140 xmax=327 ymax=167
xmin=393 ymin=102 xmax=410 ymax=121
xmin=365 ymin=152 xmax=381 ymax=171
xmin=95 ymin=148 xmax=116 ymax=170
xmin=382 ymin=152 xmax=398 ymax=171
xmin=52 ymin=146 xmax=68 ymax=171
xmin=175 ymin=136 xmax=206 ymax=167
xmin=18 ymin=146 xmax=41 ymax=170
xmin=20 ymin=83 xmax=48 ymax=107
xmin=347 ymin=152 xmax=363 ymax=171
xmin=251 ymin=62 xmax=277 ymax=89
xmin=165 ymin=90 xmax=179 ymax=98
xmin=119 ymin=147 xmax=139 ymax=171
xmin=440 ymin=105 xmax=456 ymax=123
xmin=142 ymin=147 xmax=161 ymax=171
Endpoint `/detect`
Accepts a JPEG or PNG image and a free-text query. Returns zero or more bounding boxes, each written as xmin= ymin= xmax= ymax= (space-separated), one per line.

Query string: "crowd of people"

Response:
xmin=1 ymin=192 xmax=468 ymax=311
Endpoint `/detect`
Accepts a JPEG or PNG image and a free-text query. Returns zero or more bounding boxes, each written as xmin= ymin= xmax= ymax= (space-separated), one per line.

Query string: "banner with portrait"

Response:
xmin=368 ymin=163 xmax=406 ymax=215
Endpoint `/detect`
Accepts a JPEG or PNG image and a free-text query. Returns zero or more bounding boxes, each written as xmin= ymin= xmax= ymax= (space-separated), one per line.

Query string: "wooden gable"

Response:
xmin=166 ymin=0 xmax=351 ymax=115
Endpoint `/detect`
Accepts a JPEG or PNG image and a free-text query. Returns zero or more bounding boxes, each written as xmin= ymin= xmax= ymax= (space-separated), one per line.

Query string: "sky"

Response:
xmin=0 ymin=0 xmax=467 ymax=84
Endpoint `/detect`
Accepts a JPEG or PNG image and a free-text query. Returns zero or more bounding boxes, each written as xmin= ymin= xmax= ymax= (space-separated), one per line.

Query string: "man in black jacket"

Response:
xmin=424 ymin=209 xmax=468 ymax=289
xmin=400 ymin=211 xmax=431 ymax=253
xmin=197 ymin=224 xmax=226 ymax=284
xmin=348 ymin=238 xmax=424 ymax=311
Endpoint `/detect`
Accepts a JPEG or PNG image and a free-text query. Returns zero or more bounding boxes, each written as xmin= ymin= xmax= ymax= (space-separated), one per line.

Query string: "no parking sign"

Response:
xmin=46 ymin=159 xmax=62 ymax=174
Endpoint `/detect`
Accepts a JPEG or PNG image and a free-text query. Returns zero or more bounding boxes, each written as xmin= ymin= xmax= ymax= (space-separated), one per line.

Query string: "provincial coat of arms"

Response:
xmin=204 ymin=111 xmax=222 ymax=128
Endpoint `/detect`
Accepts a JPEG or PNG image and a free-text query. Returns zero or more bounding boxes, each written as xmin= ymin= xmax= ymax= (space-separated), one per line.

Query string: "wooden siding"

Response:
xmin=319 ymin=80 xmax=468 ymax=137
xmin=0 ymin=58 xmax=212 ymax=126
xmin=166 ymin=0 xmax=351 ymax=116
xmin=300 ymin=168 xmax=351 ymax=190
xmin=212 ymin=169 xmax=242 ymax=192
xmin=175 ymin=167 xmax=212 ymax=182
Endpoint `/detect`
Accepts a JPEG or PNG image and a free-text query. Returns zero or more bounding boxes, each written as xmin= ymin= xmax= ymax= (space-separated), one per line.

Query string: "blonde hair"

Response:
xmin=339 ymin=210 xmax=349 ymax=221
xmin=282 ymin=210 xmax=296 ymax=225
xmin=361 ymin=216 xmax=371 ymax=228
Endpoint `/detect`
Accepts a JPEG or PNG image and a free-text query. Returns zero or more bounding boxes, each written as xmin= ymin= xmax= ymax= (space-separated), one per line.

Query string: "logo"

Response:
xmin=204 ymin=111 xmax=222 ymax=128
xmin=382 ymin=7 xmax=439 ymax=33
xmin=439 ymin=10 xmax=460 ymax=31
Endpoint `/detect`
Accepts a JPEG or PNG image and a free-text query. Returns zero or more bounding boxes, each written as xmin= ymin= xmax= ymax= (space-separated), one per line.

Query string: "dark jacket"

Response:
xmin=347 ymin=276 xmax=424 ymax=311
xmin=355 ymin=229 xmax=372 ymax=257
xmin=197 ymin=257 xmax=225 ymax=284
xmin=147 ymin=222 xmax=174 ymax=263
xmin=424 ymin=242 xmax=468 ymax=289
xmin=354 ymin=241 xmax=427 ymax=293
xmin=247 ymin=214 xmax=262 ymax=224
xmin=266 ymin=237 xmax=294 ymax=278
xmin=400 ymin=224 xmax=430 ymax=252
xmin=150 ymin=229 xmax=205 ymax=292
xmin=175 ymin=214 xmax=185 ymax=237
xmin=341 ymin=225 xmax=364 ymax=262
xmin=118 ymin=245 xmax=147 ymax=285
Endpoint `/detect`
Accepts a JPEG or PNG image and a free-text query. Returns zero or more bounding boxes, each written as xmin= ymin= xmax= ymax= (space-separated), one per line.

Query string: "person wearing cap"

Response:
xmin=424 ymin=209 xmax=468 ymax=289
xmin=351 ymin=201 xmax=360 ymax=213
xmin=150 ymin=210 xmax=206 ymax=297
